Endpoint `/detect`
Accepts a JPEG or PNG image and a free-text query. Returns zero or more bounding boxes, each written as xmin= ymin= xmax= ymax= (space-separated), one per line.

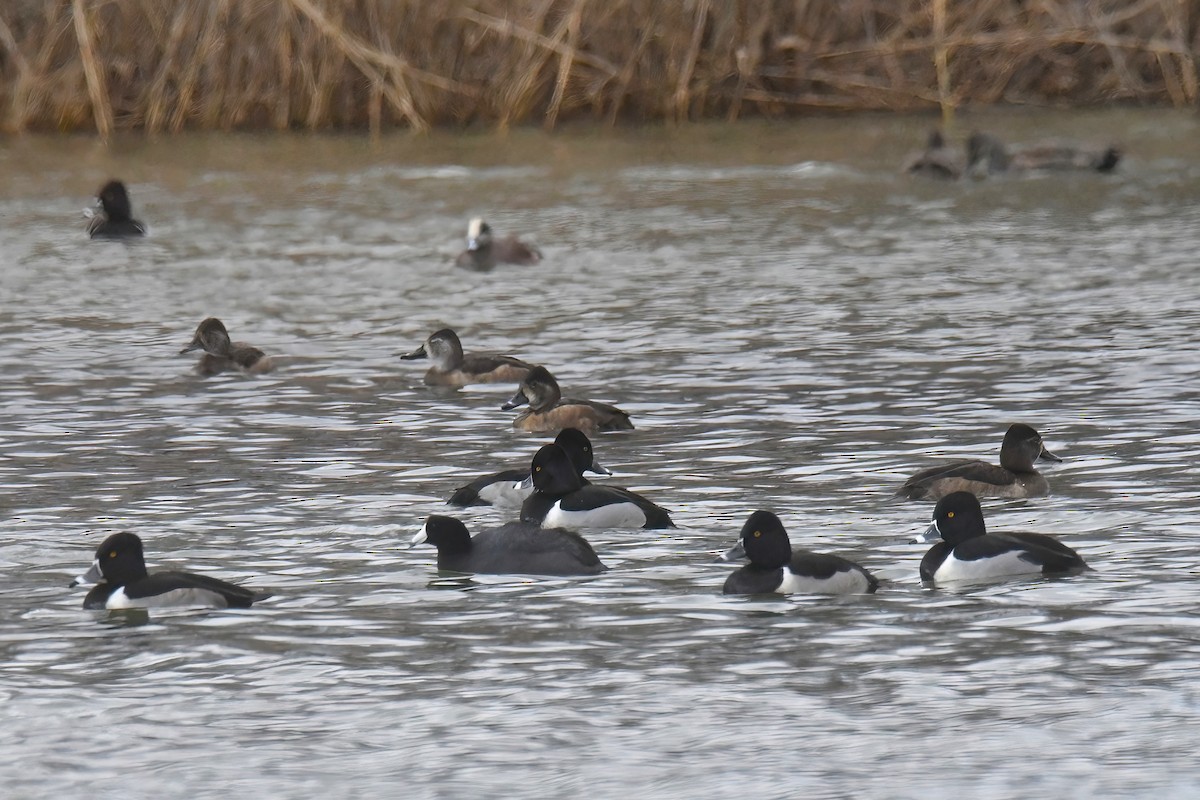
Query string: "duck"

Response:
xmin=411 ymin=515 xmax=606 ymax=576
xmin=916 ymin=491 xmax=1089 ymax=584
xmin=454 ymin=217 xmax=541 ymax=270
xmin=897 ymin=423 xmax=1061 ymax=501
xmin=902 ymin=130 xmax=963 ymax=180
xmin=447 ymin=427 xmax=611 ymax=508
xmin=401 ymin=328 xmax=534 ymax=388
xmin=521 ymin=443 xmax=673 ymax=530
xmin=721 ymin=510 xmax=878 ymax=595
xmin=87 ymin=180 xmax=146 ymax=239
xmin=967 ymin=131 xmax=1121 ymax=177
xmin=69 ymin=531 xmax=271 ymax=610
xmin=502 ymin=366 xmax=634 ymax=433
xmin=180 ymin=317 xmax=274 ymax=376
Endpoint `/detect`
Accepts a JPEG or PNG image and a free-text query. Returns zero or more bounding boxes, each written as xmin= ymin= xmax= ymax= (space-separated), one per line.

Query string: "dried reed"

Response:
xmin=0 ymin=0 xmax=1195 ymax=135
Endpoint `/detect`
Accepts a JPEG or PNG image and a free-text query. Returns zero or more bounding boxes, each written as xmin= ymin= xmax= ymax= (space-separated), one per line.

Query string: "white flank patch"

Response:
xmin=934 ymin=550 xmax=1041 ymax=583
xmin=542 ymin=501 xmax=646 ymax=530
xmin=478 ymin=480 xmax=531 ymax=509
xmin=776 ymin=567 xmax=870 ymax=595
xmin=106 ymin=587 xmax=226 ymax=609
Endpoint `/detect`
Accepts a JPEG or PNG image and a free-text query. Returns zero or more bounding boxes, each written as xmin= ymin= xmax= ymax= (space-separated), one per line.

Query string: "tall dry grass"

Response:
xmin=0 ymin=0 xmax=1196 ymax=137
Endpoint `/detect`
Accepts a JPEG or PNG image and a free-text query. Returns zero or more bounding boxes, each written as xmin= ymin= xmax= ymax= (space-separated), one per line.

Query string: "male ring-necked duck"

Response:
xmin=401 ymin=328 xmax=534 ymax=388
xmin=897 ymin=423 xmax=1061 ymax=501
xmin=448 ymin=427 xmax=611 ymax=508
xmin=915 ymin=491 xmax=1089 ymax=584
xmin=455 ymin=217 xmax=542 ymax=270
xmin=720 ymin=510 xmax=878 ymax=595
xmin=69 ymin=531 xmax=271 ymax=609
xmin=181 ymin=317 xmax=274 ymax=376
xmin=87 ymin=180 xmax=146 ymax=239
xmin=411 ymin=515 xmax=607 ymax=576
xmin=502 ymin=366 xmax=634 ymax=433
xmin=902 ymin=130 xmax=963 ymax=180
xmin=967 ymin=131 xmax=1121 ymax=177
xmin=521 ymin=443 xmax=673 ymax=530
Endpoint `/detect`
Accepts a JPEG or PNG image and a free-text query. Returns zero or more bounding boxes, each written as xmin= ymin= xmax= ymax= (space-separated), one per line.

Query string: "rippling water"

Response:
xmin=2 ymin=109 xmax=1200 ymax=797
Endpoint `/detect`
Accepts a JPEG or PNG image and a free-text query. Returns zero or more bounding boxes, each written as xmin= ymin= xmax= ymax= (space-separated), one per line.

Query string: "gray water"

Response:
xmin=2 ymin=109 xmax=1200 ymax=798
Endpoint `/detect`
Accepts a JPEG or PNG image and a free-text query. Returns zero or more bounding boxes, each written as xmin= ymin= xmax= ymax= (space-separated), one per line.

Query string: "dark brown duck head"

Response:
xmin=400 ymin=328 xmax=465 ymax=371
xmin=999 ymin=423 xmax=1061 ymax=473
xmin=180 ymin=317 xmax=233 ymax=357
xmin=966 ymin=132 xmax=1011 ymax=176
xmin=502 ymin=366 xmax=561 ymax=413
xmin=97 ymin=180 xmax=135 ymax=221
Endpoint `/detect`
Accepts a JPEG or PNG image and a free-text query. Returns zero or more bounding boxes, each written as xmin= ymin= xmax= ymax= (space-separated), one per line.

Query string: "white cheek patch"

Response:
xmin=776 ymin=567 xmax=871 ymax=595
xmin=542 ymin=502 xmax=646 ymax=530
xmin=934 ymin=550 xmax=1041 ymax=583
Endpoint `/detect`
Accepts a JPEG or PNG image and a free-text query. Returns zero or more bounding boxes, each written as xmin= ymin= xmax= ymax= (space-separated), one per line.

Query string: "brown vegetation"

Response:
xmin=0 ymin=0 xmax=1196 ymax=137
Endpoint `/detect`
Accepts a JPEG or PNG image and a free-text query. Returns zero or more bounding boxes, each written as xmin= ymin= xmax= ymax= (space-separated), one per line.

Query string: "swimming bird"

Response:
xmin=915 ymin=491 xmax=1088 ymax=584
xmin=902 ymin=130 xmax=963 ymax=180
xmin=87 ymin=180 xmax=146 ymax=239
xmin=401 ymin=328 xmax=533 ymax=388
xmin=69 ymin=531 xmax=271 ymax=610
xmin=721 ymin=510 xmax=878 ymax=595
xmin=521 ymin=443 xmax=673 ymax=530
xmin=502 ymin=366 xmax=634 ymax=433
xmin=447 ymin=427 xmax=611 ymax=508
xmin=180 ymin=317 xmax=274 ymax=376
xmin=897 ymin=423 xmax=1061 ymax=501
xmin=455 ymin=217 xmax=541 ymax=270
xmin=967 ymin=132 xmax=1120 ymax=177
xmin=411 ymin=515 xmax=606 ymax=576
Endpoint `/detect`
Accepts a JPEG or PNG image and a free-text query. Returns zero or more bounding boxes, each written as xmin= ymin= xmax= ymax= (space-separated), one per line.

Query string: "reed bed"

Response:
xmin=0 ymin=0 xmax=1196 ymax=136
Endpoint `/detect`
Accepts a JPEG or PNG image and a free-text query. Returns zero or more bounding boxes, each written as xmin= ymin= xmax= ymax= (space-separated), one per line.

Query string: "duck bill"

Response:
xmin=1038 ymin=446 xmax=1063 ymax=463
xmin=179 ymin=340 xmax=201 ymax=355
xmin=409 ymin=522 xmax=429 ymax=548
xmin=518 ymin=473 xmax=534 ymax=490
xmin=912 ymin=522 xmax=940 ymax=544
xmin=400 ymin=344 xmax=428 ymax=361
xmin=588 ymin=460 xmax=612 ymax=477
xmin=501 ymin=389 xmax=529 ymax=411
xmin=70 ymin=560 xmax=103 ymax=588
xmin=719 ymin=541 xmax=747 ymax=563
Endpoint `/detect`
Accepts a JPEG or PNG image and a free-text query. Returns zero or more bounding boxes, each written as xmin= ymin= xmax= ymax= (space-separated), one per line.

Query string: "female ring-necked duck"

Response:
xmin=455 ymin=217 xmax=542 ymax=270
xmin=967 ymin=131 xmax=1121 ymax=177
xmin=720 ymin=510 xmax=878 ymax=596
xmin=521 ymin=443 xmax=673 ymax=530
xmin=448 ymin=427 xmax=612 ymax=508
xmin=915 ymin=491 xmax=1089 ymax=585
xmin=897 ymin=423 xmax=1061 ymax=501
xmin=87 ymin=180 xmax=146 ymax=239
xmin=902 ymin=130 xmax=963 ymax=180
xmin=411 ymin=515 xmax=607 ymax=576
xmin=69 ymin=531 xmax=271 ymax=609
xmin=502 ymin=366 xmax=634 ymax=433
xmin=401 ymin=328 xmax=534 ymax=388
xmin=180 ymin=317 xmax=274 ymax=376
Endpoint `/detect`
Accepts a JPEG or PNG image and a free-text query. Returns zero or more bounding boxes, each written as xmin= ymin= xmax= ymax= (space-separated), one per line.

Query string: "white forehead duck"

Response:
xmin=967 ymin=131 xmax=1121 ymax=177
xmin=915 ymin=491 xmax=1089 ymax=585
xmin=455 ymin=217 xmax=542 ymax=270
xmin=902 ymin=130 xmax=963 ymax=180
xmin=87 ymin=180 xmax=146 ymax=239
xmin=447 ymin=427 xmax=611 ymax=508
xmin=502 ymin=366 xmax=634 ymax=433
xmin=521 ymin=443 xmax=673 ymax=530
xmin=69 ymin=532 xmax=271 ymax=610
xmin=401 ymin=328 xmax=534 ymax=388
xmin=897 ymin=423 xmax=1061 ymax=501
xmin=411 ymin=515 xmax=607 ymax=576
xmin=720 ymin=510 xmax=878 ymax=596
xmin=180 ymin=317 xmax=274 ymax=376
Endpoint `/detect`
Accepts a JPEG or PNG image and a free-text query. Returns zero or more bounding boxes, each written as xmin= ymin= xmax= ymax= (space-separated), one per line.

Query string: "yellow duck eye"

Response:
xmin=535 ymin=466 xmax=542 ymax=472
xmin=109 ymin=551 xmax=117 ymax=558
xmin=753 ymin=530 xmax=761 ymax=538
xmin=947 ymin=512 xmax=955 ymax=519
